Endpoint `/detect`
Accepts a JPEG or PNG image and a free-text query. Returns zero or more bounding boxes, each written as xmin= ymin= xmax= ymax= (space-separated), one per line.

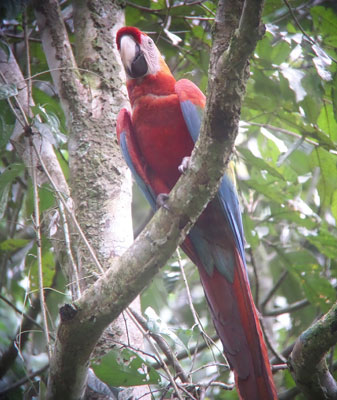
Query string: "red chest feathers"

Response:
xmin=132 ymin=94 xmax=194 ymax=190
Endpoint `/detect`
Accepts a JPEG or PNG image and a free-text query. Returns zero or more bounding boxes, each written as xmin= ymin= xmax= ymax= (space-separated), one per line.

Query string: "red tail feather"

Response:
xmin=196 ymin=248 xmax=277 ymax=400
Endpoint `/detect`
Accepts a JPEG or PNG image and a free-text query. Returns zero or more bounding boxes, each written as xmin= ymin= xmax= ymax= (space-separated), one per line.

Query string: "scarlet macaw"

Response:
xmin=116 ymin=27 xmax=277 ymax=400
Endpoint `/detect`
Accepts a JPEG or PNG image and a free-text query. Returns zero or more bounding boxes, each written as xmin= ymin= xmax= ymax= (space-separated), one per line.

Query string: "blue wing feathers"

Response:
xmin=176 ymin=80 xmax=247 ymax=279
xmin=120 ymin=132 xmax=157 ymax=210
xmin=218 ymin=176 xmax=246 ymax=268
xmin=179 ymin=100 xmax=202 ymax=144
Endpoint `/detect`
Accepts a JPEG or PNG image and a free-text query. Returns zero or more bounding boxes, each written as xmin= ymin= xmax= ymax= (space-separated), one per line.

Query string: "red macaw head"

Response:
xmin=116 ymin=27 xmax=171 ymax=79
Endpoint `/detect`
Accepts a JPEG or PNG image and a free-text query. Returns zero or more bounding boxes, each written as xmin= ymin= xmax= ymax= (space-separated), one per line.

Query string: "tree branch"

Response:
xmin=263 ymin=298 xmax=310 ymax=317
xmin=33 ymin=0 xmax=84 ymax=119
xmin=289 ymin=302 xmax=337 ymax=399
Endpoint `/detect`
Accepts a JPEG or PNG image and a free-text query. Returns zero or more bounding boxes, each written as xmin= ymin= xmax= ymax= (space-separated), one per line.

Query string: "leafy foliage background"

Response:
xmin=0 ymin=0 xmax=337 ymax=399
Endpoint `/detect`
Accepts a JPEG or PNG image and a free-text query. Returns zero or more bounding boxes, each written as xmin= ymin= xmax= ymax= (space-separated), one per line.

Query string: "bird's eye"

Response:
xmin=148 ymin=39 xmax=152 ymax=46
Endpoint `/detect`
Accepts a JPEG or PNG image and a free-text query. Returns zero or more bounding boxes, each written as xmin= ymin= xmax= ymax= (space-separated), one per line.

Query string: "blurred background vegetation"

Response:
xmin=0 ymin=0 xmax=337 ymax=399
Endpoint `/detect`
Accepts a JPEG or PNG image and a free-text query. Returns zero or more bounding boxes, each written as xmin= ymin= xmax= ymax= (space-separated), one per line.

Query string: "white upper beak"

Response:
xmin=119 ymin=35 xmax=137 ymax=71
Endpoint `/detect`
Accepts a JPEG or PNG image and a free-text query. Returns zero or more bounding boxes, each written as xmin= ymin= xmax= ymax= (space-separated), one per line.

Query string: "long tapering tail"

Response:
xmin=196 ymin=247 xmax=277 ymax=400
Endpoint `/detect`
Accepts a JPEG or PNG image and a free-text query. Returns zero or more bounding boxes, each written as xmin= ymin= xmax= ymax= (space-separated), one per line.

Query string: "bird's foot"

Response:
xmin=178 ymin=156 xmax=191 ymax=174
xmin=156 ymin=193 xmax=170 ymax=210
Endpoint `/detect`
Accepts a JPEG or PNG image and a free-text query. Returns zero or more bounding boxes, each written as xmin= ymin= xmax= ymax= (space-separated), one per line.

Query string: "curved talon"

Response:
xmin=156 ymin=193 xmax=170 ymax=210
xmin=178 ymin=156 xmax=191 ymax=174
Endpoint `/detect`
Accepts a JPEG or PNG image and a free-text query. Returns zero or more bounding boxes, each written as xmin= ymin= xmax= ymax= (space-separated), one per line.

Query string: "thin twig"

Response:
xmin=180 ymin=380 xmax=233 ymax=390
xmin=2 ymin=32 xmax=42 ymax=42
xmin=0 ymin=364 xmax=49 ymax=396
xmin=0 ymin=294 xmax=43 ymax=331
xmin=150 ymin=332 xmax=219 ymax=370
xmin=176 ymin=250 xmax=215 ymax=347
xmin=125 ymin=0 xmax=208 ymax=15
xmin=283 ymin=0 xmax=337 ymax=65
xmin=260 ymin=317 xmax=287 ymax=364
xmin=272 ymin=363 xmax=288 ymax=372
xmin=260 ymin=269 xmax=288 ymax=311
xmin=57 ymin=200 xmax=82 ymax=298
xmin=23 ymin=8 xmax=32 ymax=119
xmin=125 ymin=308 xmax=185 ymax=400
xmin=176 ymin=249 xmax=226 ymax=378
xmin=278 ymin=386 xmax=300 ymax=400
xmin=264 ymin=298 xmax=310 ymax=317
xmin=111 ymin=338 xmax=162 ymax=369
xmin=176 ymin=249 xmax=230 ymax=388
xmin=0 ymin=71 xmax=26 ymax=128
xmin=176 ymin=334 xmax=219 ymax=362
xmin=283 ymin=0 xmax=314 ymax=45
xmin=127 ymin=308 xmax=190 ymax=383
xmin=0 ymin=70 xmax=30 ymax=127
xmin=175 ymin=382 xmax=199 ymax=400
xmin=190 ymin=361 xmax=229 ymax=376
xmin=244 ymin=121 xmax=337 ymax=154
xmin=30 ymin=140 xmax=51 ymax=359
xmin=271 ymin=342 xmax=294 ymax=365
xmin=248 ymin=247 xmax=259 ymax=306
xmin=121 ymin=310 xmax=131 ymax=347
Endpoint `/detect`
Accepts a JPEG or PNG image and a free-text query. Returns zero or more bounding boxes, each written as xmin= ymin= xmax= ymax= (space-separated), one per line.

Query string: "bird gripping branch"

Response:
xmin=116 ymin=26 xmax=277 ymax=400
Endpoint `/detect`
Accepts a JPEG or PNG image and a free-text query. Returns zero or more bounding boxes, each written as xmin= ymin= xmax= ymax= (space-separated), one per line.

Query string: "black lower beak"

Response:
xmin=128 ymin=45 xmax=148 ymax=78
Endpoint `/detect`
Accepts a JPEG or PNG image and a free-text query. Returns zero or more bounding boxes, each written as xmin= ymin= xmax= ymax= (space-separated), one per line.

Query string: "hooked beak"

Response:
xmin=119 ymin=35 xmax=148 ymax=79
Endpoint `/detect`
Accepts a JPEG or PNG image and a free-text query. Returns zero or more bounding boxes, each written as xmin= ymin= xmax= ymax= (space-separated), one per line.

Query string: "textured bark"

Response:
xmin=289 ymin=302 xmax=337 ymax=399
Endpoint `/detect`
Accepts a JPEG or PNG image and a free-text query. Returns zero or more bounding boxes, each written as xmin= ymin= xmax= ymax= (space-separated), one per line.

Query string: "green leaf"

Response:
xmin=257 ymin=133 xmax=282 ymax=164
xmin=92 ymin=348 xmax=160 ymax=387
xmin=312 ymin=44 xmax=333 ymax=81
xmin=239 ymin=148 xmax=285 ymax=180
xmin=255 ymin=33 xmax=291 ymax=65
xmin=31 ymin=105 xmax=67 ymax=147
xmin=242 ymin=214 xmax=260 ymax=249
xmin=244 ymin=175 xmax=298 ymax=204
xmin=0 ymin=163 xmax=25 ymax=218
xmin=0 ymin=83 xmax=18 ymax=100
xmin=332 ymin=190 xmax=337 ymax=224
xmin=299 ymin=73 xmax=323 ymax=124
xmin=125 ymin=10 xmax=141 ymax=26
xmin=28 ymin=245 xmax=56 ymax=289
xmin=0 ymin=238 xmax=30 ymax=252
xmin=144 ymin=307 xmax=188 ymax=353
xmin=0 ymin=40 xmax=11 ymax=61
xmin=306 ymin=228 xmax=337 ymax=259
xmin=0 ymin=116 xmax=13 ymax=150
xmin=163 ymin=264 xmax=181 ymax=293
xmin=317 ymin=102 xmax=337 ymax=142
xmin=310 ymin=147 xmax=337 ymax=207
xmin=290 ymin=263 xmax=336 ymax=312
xmin=311 ymin=6 xmax=337 ymax=40
xmin=26 ymin=182 xmax=56 ymax=217
xmin=174 ymin=327 xmax=200 ymax=357
xmin=32 ymin=87 xmax=66 ymax=132
xmin=269 ymin=204 xmax=317 ymax=230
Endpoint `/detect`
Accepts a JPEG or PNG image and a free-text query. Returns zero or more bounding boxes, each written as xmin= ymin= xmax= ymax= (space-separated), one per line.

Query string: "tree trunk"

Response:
xmin=31 ymin=0 xmax=150 ymax=398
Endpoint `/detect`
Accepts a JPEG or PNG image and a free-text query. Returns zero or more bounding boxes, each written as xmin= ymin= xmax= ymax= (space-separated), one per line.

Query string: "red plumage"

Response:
xmin=116 ymin=26 xmax=142 ymax=49
xmin=116 ymin=26 xmax=277 ymax=400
